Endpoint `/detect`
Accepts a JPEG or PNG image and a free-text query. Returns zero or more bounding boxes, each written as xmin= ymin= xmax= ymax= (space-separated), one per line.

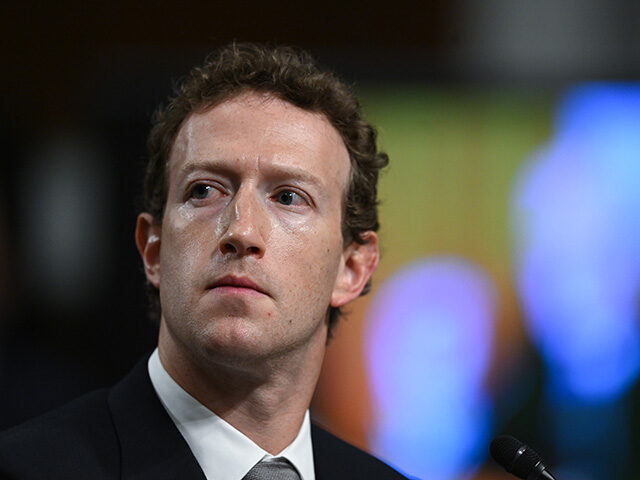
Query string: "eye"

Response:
xmin=191 ymin=184 xmax=212 ymax=200
xmin=275 ymin=189 xmax=305 ymax=206
xmin=188 ymin=183 xmax=227 ymax=203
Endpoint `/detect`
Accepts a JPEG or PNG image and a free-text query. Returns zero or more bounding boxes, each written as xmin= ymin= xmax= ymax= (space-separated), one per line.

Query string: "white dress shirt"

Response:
xmin=148 ymin=349 xmax=316 ymax=480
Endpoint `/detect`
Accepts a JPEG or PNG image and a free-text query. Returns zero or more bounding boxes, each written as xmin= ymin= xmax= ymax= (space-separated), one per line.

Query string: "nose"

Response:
xmin=218 ymin=186 xmax=267 ymax=258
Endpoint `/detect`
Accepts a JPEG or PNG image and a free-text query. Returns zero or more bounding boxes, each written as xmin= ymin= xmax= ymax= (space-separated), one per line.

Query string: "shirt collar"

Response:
xmin=148 ymin=348 xmax=315 ymax=480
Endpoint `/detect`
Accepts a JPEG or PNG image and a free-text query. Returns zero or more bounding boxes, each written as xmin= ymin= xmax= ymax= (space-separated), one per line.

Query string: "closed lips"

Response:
xmin=209 ymin=276 xmax=268 ymax=295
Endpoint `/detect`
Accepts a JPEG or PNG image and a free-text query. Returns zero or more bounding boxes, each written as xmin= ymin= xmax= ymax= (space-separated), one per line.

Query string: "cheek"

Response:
xmin=269 ymin=209 xmax=312 ymax=239
xmin=274 ymin=203 xmax=344 ymax=272
xmin=276 ymin=226 xmax=343 ymax=302
xmin=159 ymin=212 xmax=213 ymax=290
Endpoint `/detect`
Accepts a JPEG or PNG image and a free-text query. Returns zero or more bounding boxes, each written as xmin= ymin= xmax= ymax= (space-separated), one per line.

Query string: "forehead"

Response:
xmin=168 ymin=93 xmax=350 ymax=191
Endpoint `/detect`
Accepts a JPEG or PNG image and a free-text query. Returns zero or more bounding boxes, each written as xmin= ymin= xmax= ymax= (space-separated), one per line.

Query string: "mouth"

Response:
xmin=207 ymin=275 xmax=269 ymax=296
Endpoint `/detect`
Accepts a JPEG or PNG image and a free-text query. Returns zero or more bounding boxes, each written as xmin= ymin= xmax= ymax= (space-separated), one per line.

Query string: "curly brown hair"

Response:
xmin=143 ymin=42 xmax=388 ymax=334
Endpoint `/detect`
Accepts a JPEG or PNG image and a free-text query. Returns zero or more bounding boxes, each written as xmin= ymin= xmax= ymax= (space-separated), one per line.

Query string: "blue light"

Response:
xmin=365 ymin=258 xmax=496 ymax=480
xmin=513 ymin=83 xmax=640 ymax=402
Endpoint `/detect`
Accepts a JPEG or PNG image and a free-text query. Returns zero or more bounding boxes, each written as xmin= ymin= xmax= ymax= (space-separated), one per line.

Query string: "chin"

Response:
xmin=195 ymin=318 xmax=288 ymax=363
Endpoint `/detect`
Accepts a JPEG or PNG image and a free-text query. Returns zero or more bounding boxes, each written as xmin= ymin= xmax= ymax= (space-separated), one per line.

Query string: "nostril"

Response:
xmin=220 ymin=242 xmax=238 ymax=254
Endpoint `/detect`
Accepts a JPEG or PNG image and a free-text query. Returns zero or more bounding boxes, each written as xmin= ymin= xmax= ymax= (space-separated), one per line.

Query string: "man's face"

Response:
xmin=139 ymin=92 xmax=372 ymax=366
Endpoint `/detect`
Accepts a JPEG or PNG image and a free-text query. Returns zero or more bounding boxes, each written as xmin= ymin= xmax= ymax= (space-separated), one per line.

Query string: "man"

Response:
xmin=0 ymin=43 xmax=407 ymax=479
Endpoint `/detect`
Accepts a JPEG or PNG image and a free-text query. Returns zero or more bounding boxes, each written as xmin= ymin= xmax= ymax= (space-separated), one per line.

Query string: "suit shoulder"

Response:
xmin=311 ymin=424 xmax=410 ymax=479
xmin=0 ymin=388 xmax=112 ymax=444
xmin=0 ymin=389 xmax=119 ymax=479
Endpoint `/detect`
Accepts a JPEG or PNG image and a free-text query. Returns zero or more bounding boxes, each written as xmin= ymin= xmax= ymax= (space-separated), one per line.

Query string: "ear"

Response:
xmin=331 ymin=231 xmax=379 ymax=308
xmin=135 ymin=212 xmax=162 ymax=289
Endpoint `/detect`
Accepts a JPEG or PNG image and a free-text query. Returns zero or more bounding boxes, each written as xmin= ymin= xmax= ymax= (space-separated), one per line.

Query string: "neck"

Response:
xmin=157 ymin=321 xmax=327 ymax=454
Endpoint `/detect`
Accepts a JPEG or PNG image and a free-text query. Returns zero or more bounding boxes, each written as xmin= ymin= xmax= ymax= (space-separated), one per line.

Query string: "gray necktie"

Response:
xmin=242 ymin=457 xmax=302 ymax=480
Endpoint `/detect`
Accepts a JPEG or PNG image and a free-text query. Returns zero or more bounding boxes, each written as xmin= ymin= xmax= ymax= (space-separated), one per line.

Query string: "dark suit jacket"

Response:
xmin=0 ymin=357 xmax=408 ymax=479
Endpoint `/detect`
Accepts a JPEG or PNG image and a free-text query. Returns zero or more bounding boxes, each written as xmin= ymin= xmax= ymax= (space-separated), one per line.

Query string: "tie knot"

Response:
xmin=242 ymin=457 xmax=301 ymax=480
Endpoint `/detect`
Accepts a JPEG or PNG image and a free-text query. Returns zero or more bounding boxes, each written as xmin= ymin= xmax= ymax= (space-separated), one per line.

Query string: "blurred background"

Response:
xmin=1 ymin=1 xmax=639 ymax=479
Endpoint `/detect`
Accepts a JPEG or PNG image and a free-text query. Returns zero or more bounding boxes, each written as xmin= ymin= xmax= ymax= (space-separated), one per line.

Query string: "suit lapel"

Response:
xmin=311 ymin=424 xmax=339 ymax=480
xmin=108 ymin=356 xmax=206 ymax=480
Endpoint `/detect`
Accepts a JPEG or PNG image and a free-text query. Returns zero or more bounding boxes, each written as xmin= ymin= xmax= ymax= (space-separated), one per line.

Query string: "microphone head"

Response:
xmin=490 ymin=435 xmax=543 ymax=479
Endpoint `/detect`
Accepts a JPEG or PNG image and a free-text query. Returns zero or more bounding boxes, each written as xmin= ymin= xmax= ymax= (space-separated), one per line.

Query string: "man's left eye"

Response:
xmin=275 ymin=190 xmax=304 ymax=206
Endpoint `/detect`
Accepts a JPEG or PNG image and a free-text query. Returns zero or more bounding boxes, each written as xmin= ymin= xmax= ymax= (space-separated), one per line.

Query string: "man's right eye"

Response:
xmin=191 ymin=184 xmax=212 ymax=199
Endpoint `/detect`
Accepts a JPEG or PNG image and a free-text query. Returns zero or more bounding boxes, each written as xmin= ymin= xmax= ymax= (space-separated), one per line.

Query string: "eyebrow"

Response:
xmin=176 ymin=159 xmax=327 ymax=190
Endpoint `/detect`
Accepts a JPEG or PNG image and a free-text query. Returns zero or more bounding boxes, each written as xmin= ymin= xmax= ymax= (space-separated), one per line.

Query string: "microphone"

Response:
xmin=490 ymin=435 xmax=557 ymax=480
